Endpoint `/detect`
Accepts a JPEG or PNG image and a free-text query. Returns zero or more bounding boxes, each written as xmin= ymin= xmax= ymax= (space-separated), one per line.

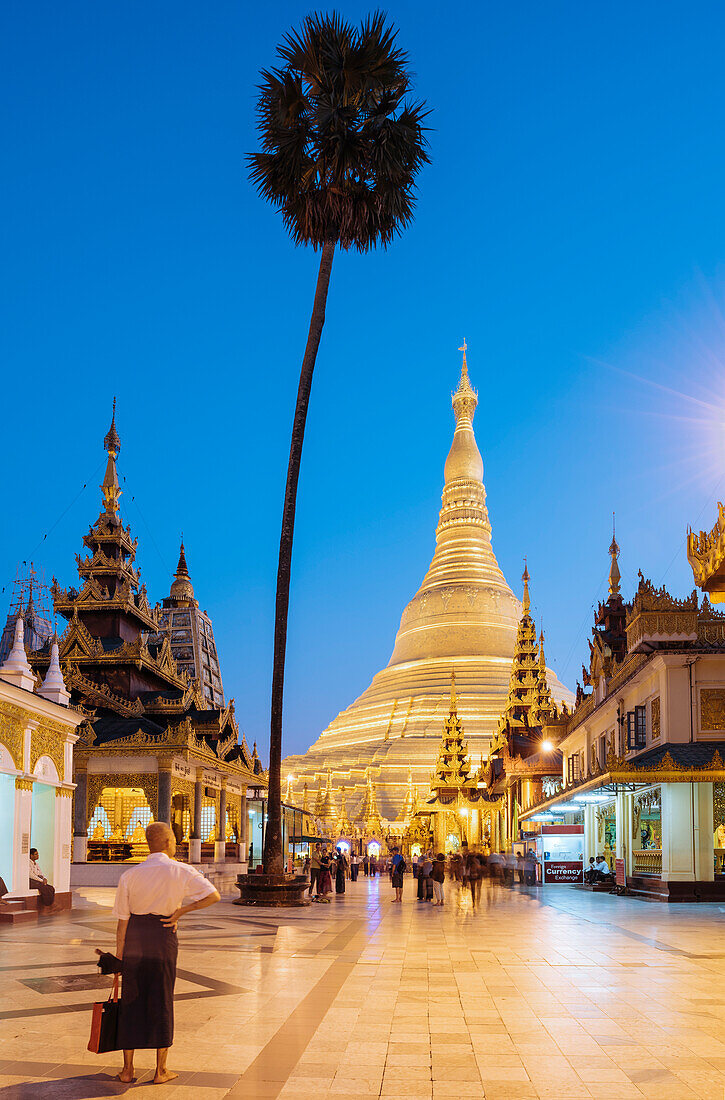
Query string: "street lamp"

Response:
xmin=541 ymin=740 xmax=554 ymax=752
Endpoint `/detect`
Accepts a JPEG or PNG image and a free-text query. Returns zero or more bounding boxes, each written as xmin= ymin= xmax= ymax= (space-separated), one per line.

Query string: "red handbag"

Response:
xmin=88 ymin=973 xmax=120 ymax=1053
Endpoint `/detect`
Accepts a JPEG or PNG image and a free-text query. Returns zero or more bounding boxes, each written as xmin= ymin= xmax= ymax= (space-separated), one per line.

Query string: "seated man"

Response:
xmin=29 ymin=848 xmax=55 ymax=907
xmin=584 ymin=857 xmax=597 ymax=884
xmin=593 ymin=855 xmax=613 ymax=882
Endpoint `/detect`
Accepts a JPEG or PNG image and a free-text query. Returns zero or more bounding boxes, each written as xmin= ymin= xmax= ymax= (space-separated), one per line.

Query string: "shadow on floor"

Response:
xmin=0 ymin=1072 xmax=139 ymax=1099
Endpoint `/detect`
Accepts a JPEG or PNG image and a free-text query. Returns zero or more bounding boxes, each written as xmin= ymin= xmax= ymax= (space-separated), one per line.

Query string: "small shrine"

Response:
xmin=0 ymin=619 xmax=83 ymax=919
xmin=415 ymin=673 xmax=502 ymax=854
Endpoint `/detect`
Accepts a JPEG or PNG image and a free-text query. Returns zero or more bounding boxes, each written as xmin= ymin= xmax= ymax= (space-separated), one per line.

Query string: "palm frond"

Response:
xmin=248 ymin=10 xmax=430 ymax=252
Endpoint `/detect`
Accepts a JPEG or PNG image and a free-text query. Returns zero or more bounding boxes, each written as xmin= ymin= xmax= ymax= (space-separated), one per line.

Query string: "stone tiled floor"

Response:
xmin=1 ymin=877 xmax=725 ymax=1098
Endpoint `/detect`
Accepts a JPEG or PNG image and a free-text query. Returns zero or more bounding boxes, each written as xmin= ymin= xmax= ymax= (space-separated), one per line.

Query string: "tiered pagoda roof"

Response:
xmin=490 ymin=565 xmax=566 ymax=761
xmin=30 ymin=403 xmax=261 ymax=781
xmin=356 ymin=770 xmax=383 ymax=834
xmin=431 ymin=673 xmax=473 ymax=790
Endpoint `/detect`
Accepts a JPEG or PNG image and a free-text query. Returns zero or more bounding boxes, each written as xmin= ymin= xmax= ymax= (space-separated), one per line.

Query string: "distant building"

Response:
xmin=0 ymin=564 xmax=54 ymax=664
xmin=152 ymin=542 xmax=225 ymax=708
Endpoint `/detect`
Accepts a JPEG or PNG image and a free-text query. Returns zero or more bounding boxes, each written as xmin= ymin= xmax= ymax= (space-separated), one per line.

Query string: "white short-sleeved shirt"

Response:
xmin=112 ymin=852 xmax=216 ymax=919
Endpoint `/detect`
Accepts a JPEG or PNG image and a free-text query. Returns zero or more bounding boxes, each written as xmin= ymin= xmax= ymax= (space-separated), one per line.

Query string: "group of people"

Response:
xmin=306 ymin=844 xmax=355 ymax=901
xmin=584 ymin=855 xmax=614 ymax=884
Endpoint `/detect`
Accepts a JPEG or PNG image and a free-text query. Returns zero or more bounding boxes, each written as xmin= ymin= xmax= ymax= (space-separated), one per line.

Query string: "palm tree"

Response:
xmin=249 ymin=11 xmax=429 ymax=875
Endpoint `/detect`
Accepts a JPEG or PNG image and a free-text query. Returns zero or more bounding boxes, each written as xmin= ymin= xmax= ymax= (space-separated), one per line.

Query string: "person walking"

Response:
xmin=334 ymin=848 xmax=346 ymax=895
xmin=431 ymin=852 xmax=446 ymax=905
xmin=390 ymin=846 xmax=405 ymax=903
xmin=369 ymin=855 xmax=377 ymax=877
xmin=111 ymin=821 xmax=220 ymax=1084
xmin=350 ymin=852 xmax=359 ymax=881
xmin=28 ymin=848 xmax=55 ymax=907
xmin=465 ymin=847 xmax=483 ymax=909
xmin=362 ymin=853 xmax=369 ymax=876
xmin=308 ymin=844 xmax=321 ymax=897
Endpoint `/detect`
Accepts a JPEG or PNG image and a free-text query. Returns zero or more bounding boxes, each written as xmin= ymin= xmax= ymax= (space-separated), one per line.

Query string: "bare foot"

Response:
xmin=117 ymin=1072 xmax=135 ymax=1083
xmin=153 ymin=1070 xmax=178 ymax=1084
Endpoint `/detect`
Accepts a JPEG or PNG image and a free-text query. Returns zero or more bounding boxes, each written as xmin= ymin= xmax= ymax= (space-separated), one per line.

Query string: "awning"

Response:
xmin=289 ymin=834 xmax=332 ymax=844
xmin=519 ymin=741 xmax=725 ymax=823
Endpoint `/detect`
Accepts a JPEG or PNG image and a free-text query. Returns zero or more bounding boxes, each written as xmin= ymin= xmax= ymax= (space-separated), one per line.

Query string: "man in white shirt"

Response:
xmin=112 ymin=821 xmax=220 ymax=1084
xmin=29 ymin=848 xmax=55 ymax=907
xmin=594 ymin=856 xmax=612 ymax=881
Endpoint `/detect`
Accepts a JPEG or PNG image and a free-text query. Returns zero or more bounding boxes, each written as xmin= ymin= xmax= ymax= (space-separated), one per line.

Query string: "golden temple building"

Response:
xmin=28 ymin=403 xmax=265 ymax=882
xmin=284 ymin=346 xmax=573 ymax=821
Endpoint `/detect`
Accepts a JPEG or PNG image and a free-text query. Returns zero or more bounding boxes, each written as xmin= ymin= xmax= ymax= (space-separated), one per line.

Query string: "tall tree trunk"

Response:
xmin=263 ymin=239 xmax=336 ymax=875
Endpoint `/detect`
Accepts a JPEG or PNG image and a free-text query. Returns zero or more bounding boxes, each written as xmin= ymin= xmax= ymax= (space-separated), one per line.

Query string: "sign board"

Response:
xmin=226 ymin=778 xmax=243 ymax=796
xmin=172 ymin=758 xmax=193 ymax=781
xmin=202 ymin=770 xmax=221 ymax=790
xmin=545 ymin=862 xmax=584 ymax=883
xmin=615 ymin=858 xmax=626 ymax=886
xmin=248 ymin=787 xmax=265 ymax=801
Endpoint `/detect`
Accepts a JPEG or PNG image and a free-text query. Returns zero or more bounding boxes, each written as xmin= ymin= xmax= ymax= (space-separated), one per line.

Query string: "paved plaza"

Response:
xmin=1 ymin=877 xmax=725 ymax=1099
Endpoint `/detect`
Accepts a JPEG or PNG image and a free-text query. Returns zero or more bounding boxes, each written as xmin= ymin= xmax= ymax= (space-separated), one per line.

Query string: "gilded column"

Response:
xmin=215 ymin=781 xmax=227 ymax=863
xmin=73 ymin=768 xmax=88 ymax=863
xmin=189 ymin=769 xmax=203 ymax=864
xmin=240 ymin=790 xmax=248 ymax=867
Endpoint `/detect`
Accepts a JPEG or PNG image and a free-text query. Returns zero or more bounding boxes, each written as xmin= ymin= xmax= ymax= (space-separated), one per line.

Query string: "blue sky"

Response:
xmin=3 ymin=2 xmax=725 ymax=756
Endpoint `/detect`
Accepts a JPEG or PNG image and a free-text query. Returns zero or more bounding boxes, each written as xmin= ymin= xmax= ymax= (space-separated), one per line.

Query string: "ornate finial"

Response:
xmin=538 ymin=626 xmax=546 ymax=669
xmin=608 ymin=513 xmax=621 ymax=597
xmin=170 ymin=536 xmax=194 ymax=601
xmin=100 ymin=398 xmax=122 ymax=516
xmin=103 ymin=397 xmax=121 ymax=457
xmin=450 ymin=669 xmax=458 ymax=715
xmin=522 ymin=558 xmax=530 ymax=613
xmin=452 ymin=340 xmax=478 ymax=423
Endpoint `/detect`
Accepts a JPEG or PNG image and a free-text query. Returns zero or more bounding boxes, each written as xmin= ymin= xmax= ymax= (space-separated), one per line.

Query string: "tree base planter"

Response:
xmin=234 ymin=873 xmax=309 ymax=907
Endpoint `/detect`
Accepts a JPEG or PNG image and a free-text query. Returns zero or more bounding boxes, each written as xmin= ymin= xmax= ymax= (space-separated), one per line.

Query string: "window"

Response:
xmin=627 ymin=706 xmax=647 ymax=750
xmin=567 ymin=754 xmax=581 ymax=784
xmin=599 ymin=734 xmax=606 ymax=768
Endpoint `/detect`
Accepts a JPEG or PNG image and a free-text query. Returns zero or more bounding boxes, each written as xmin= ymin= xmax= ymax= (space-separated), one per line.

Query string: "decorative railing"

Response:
xmin=633 ymin=849 xmax=662 ymax=876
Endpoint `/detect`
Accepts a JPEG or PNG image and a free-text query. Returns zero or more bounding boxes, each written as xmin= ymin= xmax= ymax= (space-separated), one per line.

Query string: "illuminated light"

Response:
xmin=541 ymin=740 xmax=554 ymax=752
xmin=459 ymin=808 xmax=468 ymax=816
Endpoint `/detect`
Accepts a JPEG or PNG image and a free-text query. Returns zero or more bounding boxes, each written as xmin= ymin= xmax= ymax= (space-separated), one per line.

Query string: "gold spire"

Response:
xmin=398 ymin=767 xmax=416 ymax=821
xmin=432 ymin=686 xmax=472 ymax=789
xmin=609 ymin=513 xmax=621 ymax=597
xmin=100 ymin=398 xmax=122 ymax=516
xmin=452 ymin=339 xmax=478 ymax=423
xmin=313 ymin=775 xmax=324 ymax=816
xmin=170 ymin=536 xmax=195 ymax=602
xmin=522 ymin=558 xmax=530 ymax=614
xmin=302 ymin=782 xmax=309 ymax=813
xmin=319 ymin=768 xmax=338 ymax=821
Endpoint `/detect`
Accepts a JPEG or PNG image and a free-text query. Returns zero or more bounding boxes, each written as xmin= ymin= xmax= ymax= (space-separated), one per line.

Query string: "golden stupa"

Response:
xmin=284 ymin=344 xmax=574 ymax=820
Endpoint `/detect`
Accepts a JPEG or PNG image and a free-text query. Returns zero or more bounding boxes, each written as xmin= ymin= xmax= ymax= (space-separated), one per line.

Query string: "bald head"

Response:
xmin=145 ymin=821 xmax=175 ymax=853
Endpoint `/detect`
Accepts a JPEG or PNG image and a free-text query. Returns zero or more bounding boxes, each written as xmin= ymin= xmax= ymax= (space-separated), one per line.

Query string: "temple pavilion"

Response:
xmin=283 ymin=346 xmax=573 ymax=821
xmin=29 ymin=404 xmax=265 ymax=879
xmin=518 ymin=529 xmax=725 ymax=900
